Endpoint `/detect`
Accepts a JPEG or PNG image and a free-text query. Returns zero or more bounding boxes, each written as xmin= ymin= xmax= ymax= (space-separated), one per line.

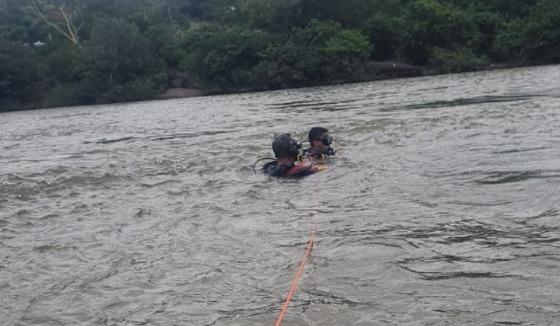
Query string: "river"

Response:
xmin=1 ymin=65 xmax=560 ymax=326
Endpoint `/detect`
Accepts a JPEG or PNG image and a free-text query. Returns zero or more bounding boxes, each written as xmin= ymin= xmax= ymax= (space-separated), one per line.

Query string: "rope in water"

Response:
xmin=274 ymin=231 xmax=316 ymax=326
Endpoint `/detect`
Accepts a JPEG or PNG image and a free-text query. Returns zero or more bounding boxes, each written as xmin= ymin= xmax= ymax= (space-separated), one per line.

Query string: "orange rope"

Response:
xmin=274 ymin=231 xmax=315 ymax=326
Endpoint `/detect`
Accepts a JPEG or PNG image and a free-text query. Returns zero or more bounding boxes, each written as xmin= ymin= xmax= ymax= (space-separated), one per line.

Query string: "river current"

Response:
xmin=1 ymin=65 xmax=560 ymax=326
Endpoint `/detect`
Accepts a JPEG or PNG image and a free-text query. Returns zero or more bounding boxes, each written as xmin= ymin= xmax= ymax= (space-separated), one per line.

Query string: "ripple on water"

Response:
xmin=475 ymin=169 xmax=560 ymax=185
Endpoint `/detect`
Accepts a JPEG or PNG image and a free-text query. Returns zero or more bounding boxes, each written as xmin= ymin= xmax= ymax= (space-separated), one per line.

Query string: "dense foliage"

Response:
xmin=1 ymin=0 xmax=559 ymax=111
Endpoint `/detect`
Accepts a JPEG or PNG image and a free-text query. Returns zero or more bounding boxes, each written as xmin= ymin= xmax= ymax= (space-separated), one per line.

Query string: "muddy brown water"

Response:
xmin=1 ymin=65 xmax=560 ymax=326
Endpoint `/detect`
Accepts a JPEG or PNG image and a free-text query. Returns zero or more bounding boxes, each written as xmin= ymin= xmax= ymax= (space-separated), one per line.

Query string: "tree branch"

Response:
xmin=60 ymin=7 xmax=80 ymax=46
xmin=31 ymin=1 xmax=80 ymax=47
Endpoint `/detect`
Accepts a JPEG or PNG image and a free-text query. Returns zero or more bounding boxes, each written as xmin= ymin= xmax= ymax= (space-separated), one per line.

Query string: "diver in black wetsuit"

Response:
xmin=262 ymin=133 xmax=325 ymax=178
xmin=303 ymin=127 xmax=336 ymax=160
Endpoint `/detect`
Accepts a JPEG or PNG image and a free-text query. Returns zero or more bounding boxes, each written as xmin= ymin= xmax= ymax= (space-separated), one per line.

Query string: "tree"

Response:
xmin=254 ymin=20 xmax=370 ymax=88
xmin=0 ymin=37 xmax=38 ymax=110
xmin=364 ymin=13 xmax=402 ymax=60
xmin=480 ymin=0 xmax=539 ymax=18
xmin=237 ymin=0 xmax=303 ymax=32
xmin=492 ymin=18 xmax=526 ymax=62
xmin=400 ymin=0 xmax=479 ymax=65
xmin=31 ymin=0 xmax=82 ymax=47
xmin=1 ymin=0 xmax=559 ymax=111
xmin=523 ymin=0 xmax=560 ymax=62
xmin=0 ymin=1 xmax=42 ymax=110
xmin=83 ymin=16 xmax=167 ymax=102
xmin=299 ymin=0 xmax=373 ymax=27
xmin=180 ymin=24 xmax=271 ymax=88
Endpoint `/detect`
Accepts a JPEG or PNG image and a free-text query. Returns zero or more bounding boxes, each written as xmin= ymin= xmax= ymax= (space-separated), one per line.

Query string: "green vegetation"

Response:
xmin=1 ymin=0 xmax=559 ymax=111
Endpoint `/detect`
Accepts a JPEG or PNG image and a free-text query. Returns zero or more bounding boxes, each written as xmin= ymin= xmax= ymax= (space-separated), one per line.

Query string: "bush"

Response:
xmin=257 ymin=20 xmax=371 ymax=86
xmin=401 ymin=0 xmax=479 ymax=65
xmin=430 ymin=47 xmax=488 ymax=73
xmin=0 ymin=38 xmax=38 ymax=110
xmin=83 ymin=17 xmax=167 ymax=102
xmin=492 ymin=19 xmax=526 ymax=62
xmin=523 ymin=0 xmax=560 ymax=63
xmin=180 ymin=24 xmax=272 ymax=88
xmin=105 ymin=78 xmax=160 ymax=103
xmin=43 ymin=81 xmax=96 ymax=108
xmin=364 ymin=14 xmax=402 ymax=60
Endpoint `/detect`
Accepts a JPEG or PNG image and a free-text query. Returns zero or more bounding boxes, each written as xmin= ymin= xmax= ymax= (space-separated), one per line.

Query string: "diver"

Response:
xmin=303 ymin=127 xmax=336 ymax=160
xmin=262 ymin=133 xmax=326 ymax=178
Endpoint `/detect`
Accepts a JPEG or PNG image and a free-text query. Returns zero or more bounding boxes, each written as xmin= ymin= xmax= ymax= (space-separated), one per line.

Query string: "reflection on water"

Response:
xmin=1 ymin=65 xmax=560 ymax=326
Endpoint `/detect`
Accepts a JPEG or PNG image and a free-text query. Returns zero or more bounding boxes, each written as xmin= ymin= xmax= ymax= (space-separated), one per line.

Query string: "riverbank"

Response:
xmin=155 ymin=61 xmax=531 ymax=101
xmin=0 ymin=61 xmax=550 ymax=113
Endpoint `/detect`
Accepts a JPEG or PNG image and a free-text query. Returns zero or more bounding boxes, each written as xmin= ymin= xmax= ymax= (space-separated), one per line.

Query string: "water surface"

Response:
xmin=1 ymin=65 xmax=560 ymax=325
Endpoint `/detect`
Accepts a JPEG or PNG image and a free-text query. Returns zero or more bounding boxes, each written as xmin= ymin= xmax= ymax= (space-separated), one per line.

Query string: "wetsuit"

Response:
xmin=303 ymin=147 xmax=336 ymax=160
xmin=262 ymin=161 xmax=325 ymax=178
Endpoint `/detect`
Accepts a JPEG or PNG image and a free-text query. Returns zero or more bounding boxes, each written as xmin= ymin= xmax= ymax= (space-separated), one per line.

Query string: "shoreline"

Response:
xmin=1 ymin=62 xmax=553 ymax=113
xmin=156 ymin=61 xmax=539 ymax=100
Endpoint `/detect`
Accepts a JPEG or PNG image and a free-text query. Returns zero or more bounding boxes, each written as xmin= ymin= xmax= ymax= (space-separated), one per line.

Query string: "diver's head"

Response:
xmin=308 ymin=127 xmax=332 ymax=149
xmin=272 ymin=133 xmax=301 ymax=160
